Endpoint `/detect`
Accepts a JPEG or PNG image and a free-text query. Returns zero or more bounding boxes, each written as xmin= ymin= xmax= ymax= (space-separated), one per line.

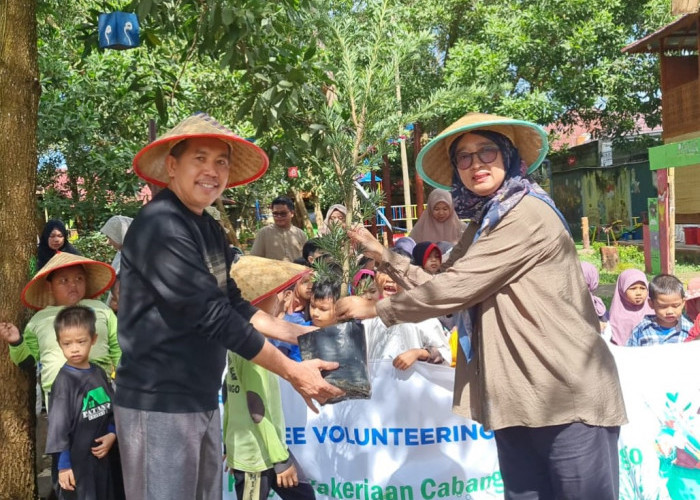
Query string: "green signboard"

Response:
xmin=648 ymin=137 xmax=700 ymax=171
xmin=648 ymin=198 xmax=661 ymax=274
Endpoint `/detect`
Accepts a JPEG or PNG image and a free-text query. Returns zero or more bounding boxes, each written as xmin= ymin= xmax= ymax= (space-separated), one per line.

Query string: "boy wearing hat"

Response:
xmin=116 ymin=113 xmax=341 ymax=500
xmin=0 ymin=252 xmax=119 ymax=407
xmin=225 ymin=256 xmax=316 ymax=500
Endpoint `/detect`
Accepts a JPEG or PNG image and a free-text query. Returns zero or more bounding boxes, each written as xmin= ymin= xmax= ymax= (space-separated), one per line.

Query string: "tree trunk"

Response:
xmin=312 ymin=194 xmax=323 ymax=235
xmin=0 ymin=1 xmax=40 ymax=498
xmin=290 ymin=188 xmax=313 ymax=235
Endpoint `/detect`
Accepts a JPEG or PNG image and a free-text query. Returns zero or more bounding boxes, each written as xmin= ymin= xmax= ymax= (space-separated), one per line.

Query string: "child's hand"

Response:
xmin=91 ymin=432 xmax=116 ymax=458
xmin=0 ymin=322 xmax=20 ymax=344
xmin=393 ymin=349 xmax=424 ymax=370
xmin=277 ymin=463 xmax=299 ymax=488
xmin=58 ymin=468 xmax=76 ymax=491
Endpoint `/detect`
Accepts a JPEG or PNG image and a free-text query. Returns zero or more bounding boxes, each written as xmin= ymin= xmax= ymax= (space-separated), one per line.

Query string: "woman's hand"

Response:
xmin=347 ymin=225 xmax=384 ymax=263
xmin=335 ymin=296 xmax=378 ymax=321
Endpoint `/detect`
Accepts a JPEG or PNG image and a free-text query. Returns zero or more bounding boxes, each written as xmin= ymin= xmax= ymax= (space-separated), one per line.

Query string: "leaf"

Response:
xmin=137 ymin=0 xmax=153 ymax=19
xmin=303 ymin=45 xmax=316 ymax=61
xmin=236 ymin=95 xmax=257 ymax=121
xmin=221 ymin=6 xmax=235 ymax=27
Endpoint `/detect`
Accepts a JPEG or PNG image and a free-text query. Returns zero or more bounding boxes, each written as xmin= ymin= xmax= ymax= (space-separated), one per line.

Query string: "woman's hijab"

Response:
xmin=100 ymin=215 xmax=133 ymax=272
xmin=37 ymin=219 xmax=81 ymax=270
xmin=580 ymin=262 xmax=607 ymax=318
xmin=100 ymin=215 xmax=133 ymax=247
xmin=449 ymin=130 xmax=563 ymax=240
xmin=318 ymin=204 xmax=347 ymax=235
xmin=409 ymin=189 xmax=466 ymax=244
xmin=609 ymin=269 xmax=653 ymax=345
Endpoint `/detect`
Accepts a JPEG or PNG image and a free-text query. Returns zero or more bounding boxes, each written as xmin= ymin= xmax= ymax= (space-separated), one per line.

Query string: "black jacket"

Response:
xmin=115 ymin=189 xmax=264 ymax=412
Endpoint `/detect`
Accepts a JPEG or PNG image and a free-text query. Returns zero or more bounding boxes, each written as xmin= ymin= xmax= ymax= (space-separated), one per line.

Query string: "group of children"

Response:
xmin=4 ymin=204 xmax=700 ymax=500
xmin=583 ymin=265 xmax=700 ymax=347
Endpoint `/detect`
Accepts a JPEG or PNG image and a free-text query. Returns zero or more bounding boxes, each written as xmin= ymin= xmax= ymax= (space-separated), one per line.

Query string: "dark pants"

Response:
xmin=233 ymin=469 xmax=315 ymax=500
xmin=494 ymin=423 xmax=620 ymax=500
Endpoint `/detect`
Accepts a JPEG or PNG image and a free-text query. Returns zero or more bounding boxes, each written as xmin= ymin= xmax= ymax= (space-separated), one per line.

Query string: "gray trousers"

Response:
xmin=114 ymin=406 xmax=222 ymax=500
xmin=494 ymin=423 xmax=620 ymax=500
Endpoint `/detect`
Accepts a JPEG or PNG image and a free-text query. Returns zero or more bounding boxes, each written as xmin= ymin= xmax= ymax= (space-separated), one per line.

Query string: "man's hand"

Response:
xmin=0 ymin=322 xmax=20 ymax=344
xmin=58 ymin=468 xmax=76 ymax=491
xmin=91 ymin=432 xmax=116 ymax=459
xmin=335 ymin=296 xmax=378 ymax=321
xmin=347 ymin=225 xmax=384 ymax=263
xmin=286 ymin=359 xmax=344 ymax=413
xmin=277 ymin=463 xmax=299 ymax=488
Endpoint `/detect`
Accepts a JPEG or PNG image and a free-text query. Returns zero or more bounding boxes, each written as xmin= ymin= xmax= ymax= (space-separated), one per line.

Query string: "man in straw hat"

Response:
xmin=116 ymin=113 xmax=342 ymax=500
xmin=225 ymin=256 xmax=316 ymax=500
xmin=0 ymin=252 xmax=119 ymax=408
xmin=337 ymin=112 xmax=626 ymax=499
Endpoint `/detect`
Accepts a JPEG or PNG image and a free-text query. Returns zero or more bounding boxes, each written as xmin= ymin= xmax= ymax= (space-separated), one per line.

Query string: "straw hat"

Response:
xmin=132 ymin=112 xmax=269 ymax=188
xmin=22 ymin=252 xmax=116 ymax=310
xmin=230 ymin=256 xmax=311 ymax=305
xmin=416 ymin=112 xmax=549 ymax=190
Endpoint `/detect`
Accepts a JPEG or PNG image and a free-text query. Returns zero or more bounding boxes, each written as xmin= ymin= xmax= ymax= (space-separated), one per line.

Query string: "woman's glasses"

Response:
xmin=454 ymin=146 xmax=500 ymax=170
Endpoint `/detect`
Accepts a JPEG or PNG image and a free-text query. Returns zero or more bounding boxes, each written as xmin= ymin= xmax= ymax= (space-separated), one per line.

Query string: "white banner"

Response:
xmin=223 ymin=343 xmax=700 ymax=500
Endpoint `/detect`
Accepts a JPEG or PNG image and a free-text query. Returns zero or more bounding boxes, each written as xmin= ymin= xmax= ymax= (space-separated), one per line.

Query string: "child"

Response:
xmin=361 ymin=273 xmax=450 ymax=370
xmin=580 ymin=262 xmax=608 ymax=333
xmin=226 ymin=256 xmax=316 ymax=500
xmin=309 ymin=279 xmax=341 ymax=328
xmin=684 ymin=277 xmax=700 ymax=342
xmin=627 ymin=274 xmax=693 ymax=346
xmin=609 ymin=269 xmax=654 ymax=345
xmin=412 ymin=242 xmax=442 ymax=275
xmin=351 ymin=269 xmax=379 ymax=301
xmin=408 ymin=188 xmax=467 ymax=245
xmin=45 ymin=305 xmax=122 ymax=500
xmin=0 ymin=252 xmax=118 ymax=407
xmin=282 ymin=271 xmax=313 ymax=323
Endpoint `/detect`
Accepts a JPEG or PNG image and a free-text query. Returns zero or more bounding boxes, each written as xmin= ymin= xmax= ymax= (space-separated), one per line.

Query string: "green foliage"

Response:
xmin=72 ymin=231 xmax=116 ymax=264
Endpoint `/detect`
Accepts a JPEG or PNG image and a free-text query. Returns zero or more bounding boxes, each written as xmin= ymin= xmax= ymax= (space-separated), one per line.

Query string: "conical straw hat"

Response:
xmin=21 ymin=252 xmax=116 ymax=310
xmin=230 ymin=256 xmax=312 ymax=305
xmin=416 ymin=112 xmax=549 ymax=190
xmin=133 ymin=112 xmax=269 ymax=188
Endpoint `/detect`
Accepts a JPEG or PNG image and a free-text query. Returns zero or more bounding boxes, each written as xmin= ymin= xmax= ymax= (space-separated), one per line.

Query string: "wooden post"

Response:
xmin=413 ymin=122 xmax=425 ymax=218
xmin=370 ymin=171 xmax=378 ymax=237
xmin=382 ymin=154 xmax=394 ymax=246
xmin=672 ymin=0 xmax=699 ymax=15
xmin=657 ymin=169 xmax=672 ymax=274
xmin=582 ymin=217 xmax=590 ymax=250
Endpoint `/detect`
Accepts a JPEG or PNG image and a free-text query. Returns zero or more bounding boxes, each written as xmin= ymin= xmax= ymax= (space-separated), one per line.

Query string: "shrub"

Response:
xmin=72 ymin=231 xmax=115 ymax=265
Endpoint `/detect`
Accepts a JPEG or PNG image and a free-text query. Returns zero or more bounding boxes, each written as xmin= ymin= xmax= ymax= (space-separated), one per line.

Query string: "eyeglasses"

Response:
xmin=454 ymin=146 xmax=500 ymax=170
xmin=271 ymin=211 xmax=290 ymax=217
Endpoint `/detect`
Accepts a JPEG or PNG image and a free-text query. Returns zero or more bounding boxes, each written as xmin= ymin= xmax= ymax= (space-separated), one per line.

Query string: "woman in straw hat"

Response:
xmin=116 ymin=112 xmax=342 ymax=500
xmin=0 ymin=252 xmax=119 ymax=408
xmin=336 ymin=113 xmax=627 ymax=499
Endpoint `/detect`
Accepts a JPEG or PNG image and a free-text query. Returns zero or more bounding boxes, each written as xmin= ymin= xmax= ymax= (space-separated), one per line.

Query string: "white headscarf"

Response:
xmin=318 ymin=204 xmax=347 ymax=235
xmin=409 ymin=189 xmax=466 ymax=244
xmin=100 ymin=215 xmax=133 ymax=272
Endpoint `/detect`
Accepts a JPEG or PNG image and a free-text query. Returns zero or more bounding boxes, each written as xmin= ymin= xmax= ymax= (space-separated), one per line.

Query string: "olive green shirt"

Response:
xmin=376 ymin=195 xmax=628 ymax=431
